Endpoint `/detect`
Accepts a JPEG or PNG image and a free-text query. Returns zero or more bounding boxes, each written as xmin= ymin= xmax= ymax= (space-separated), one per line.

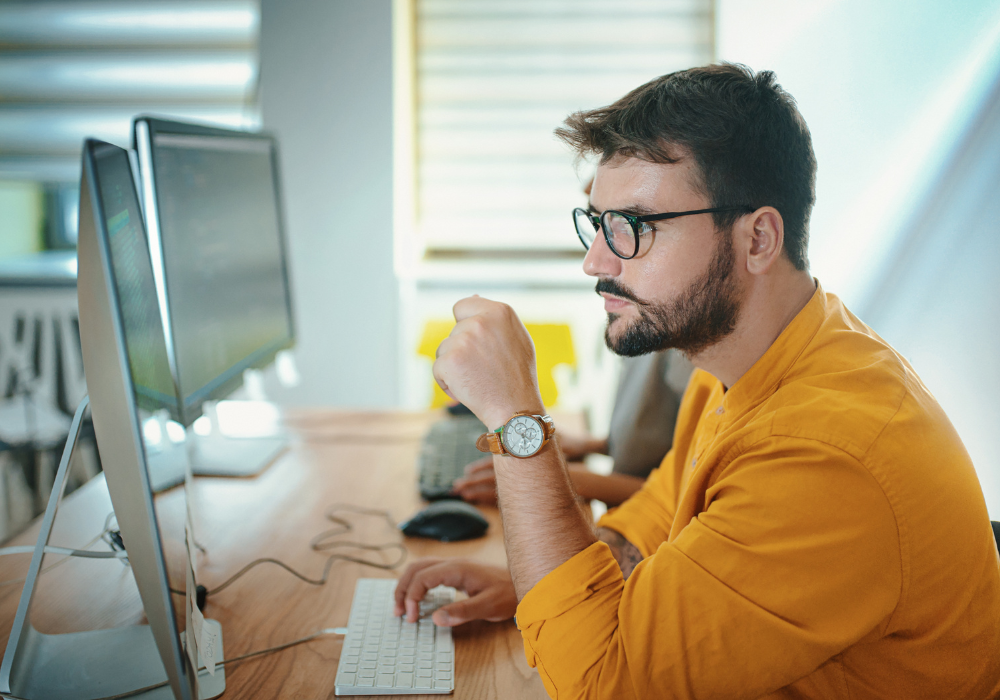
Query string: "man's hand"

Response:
xmin=433 ymin=297 xmax=544 ymax=430
xmin=393 ymin=558 xmax=518 ymax=627
xmin=451 ymin=458 xmax=499 ymax=504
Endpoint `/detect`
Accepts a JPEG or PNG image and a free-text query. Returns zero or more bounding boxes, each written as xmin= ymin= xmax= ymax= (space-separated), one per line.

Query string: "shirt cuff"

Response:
xmin=515 ymin=542 xmax=625 ymax=693
xmin=516 ymin=541 xmax=622 ymax=628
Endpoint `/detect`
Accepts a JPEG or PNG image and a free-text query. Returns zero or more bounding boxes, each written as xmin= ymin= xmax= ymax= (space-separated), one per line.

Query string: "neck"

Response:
xmin=689 ymin=269 xmax=816 ymax=390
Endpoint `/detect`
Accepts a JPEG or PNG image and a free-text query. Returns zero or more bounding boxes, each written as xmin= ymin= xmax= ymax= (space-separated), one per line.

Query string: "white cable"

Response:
xmin=0 ymin=545 xmax=128 ymax=559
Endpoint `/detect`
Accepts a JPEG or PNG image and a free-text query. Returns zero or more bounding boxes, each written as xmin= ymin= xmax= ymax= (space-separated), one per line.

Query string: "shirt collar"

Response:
xmin=721 ymin=279 xmax=827 ymax=415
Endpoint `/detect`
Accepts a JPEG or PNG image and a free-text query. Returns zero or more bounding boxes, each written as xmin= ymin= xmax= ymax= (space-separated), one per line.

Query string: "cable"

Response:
xmin=0 ymin=513 xmax=126 ymax=587
xmin=169 ymin=504 xmax=407 ymax=603
xmin=203 ymin=542 xmax=406 ymax=598
xmin=0 ymin=628 xmax=349 ymax=700
xmin=0 ymin=545 xmax=127 ymax=559
xmin=310 ymin=503 xmax=400 ymax=548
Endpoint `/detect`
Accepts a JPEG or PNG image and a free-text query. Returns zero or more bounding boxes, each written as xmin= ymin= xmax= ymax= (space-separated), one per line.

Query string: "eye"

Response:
xmin=637 ymin=221 xmax=655 ymax=236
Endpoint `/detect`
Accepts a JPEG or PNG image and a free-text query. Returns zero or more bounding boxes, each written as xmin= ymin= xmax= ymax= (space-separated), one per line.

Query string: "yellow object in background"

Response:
xmin=417 ymin=320 xmax=576 ymax=409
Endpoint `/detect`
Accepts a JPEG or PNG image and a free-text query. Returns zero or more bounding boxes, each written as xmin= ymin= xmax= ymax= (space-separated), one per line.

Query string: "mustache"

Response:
xmin=595 ymin=278 xmax=646 ymax=307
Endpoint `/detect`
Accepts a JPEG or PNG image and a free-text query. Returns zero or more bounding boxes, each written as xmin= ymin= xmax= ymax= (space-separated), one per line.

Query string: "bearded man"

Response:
xmin=393 ymin=64 xmax=1000 ymax=699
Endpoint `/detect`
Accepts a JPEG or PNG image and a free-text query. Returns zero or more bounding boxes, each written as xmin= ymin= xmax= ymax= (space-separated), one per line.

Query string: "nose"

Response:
xmin=583 ymin=228 xmax=623 ymax=278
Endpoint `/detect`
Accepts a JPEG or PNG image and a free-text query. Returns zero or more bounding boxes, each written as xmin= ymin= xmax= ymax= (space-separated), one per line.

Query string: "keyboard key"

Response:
xmin=337 ymin=673 xmax=355 ymax=685
xmin=395 ymin=671 xmax=413 ymax=688
xmin=435 ymin=680 xmax=452 ymax=690
xmin=376 ymin=673 xmax=394 ymax=688
xmin=356 ymin=677 xmax=374 ymax=688
xmin=415 ymin=677 xmax=433 ymax=689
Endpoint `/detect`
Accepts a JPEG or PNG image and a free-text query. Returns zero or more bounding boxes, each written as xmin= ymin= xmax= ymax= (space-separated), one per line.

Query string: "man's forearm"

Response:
xmin=493 ymin=436 xmax=598 ymax=599
xmin=596 ymin=527 xmax=644 ymax=579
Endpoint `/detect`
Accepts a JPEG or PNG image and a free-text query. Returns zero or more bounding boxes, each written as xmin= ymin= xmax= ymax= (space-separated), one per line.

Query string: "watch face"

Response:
xmin=503 ymin=415 xmax=544 ymax=457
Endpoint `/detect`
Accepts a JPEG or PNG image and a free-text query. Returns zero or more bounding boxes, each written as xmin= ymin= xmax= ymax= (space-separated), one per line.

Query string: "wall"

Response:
xmin=717 ymin=0 xmax=1000 ymax=515
xmin=717 ymin=0 xmax=1000 ymax=307
xmin=258 ymin=0 xmax=398 ymax=407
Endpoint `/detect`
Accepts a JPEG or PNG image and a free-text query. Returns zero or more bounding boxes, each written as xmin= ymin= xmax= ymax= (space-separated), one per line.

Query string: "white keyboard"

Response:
xmin=335 ymin=578 xmax=455 ymax=695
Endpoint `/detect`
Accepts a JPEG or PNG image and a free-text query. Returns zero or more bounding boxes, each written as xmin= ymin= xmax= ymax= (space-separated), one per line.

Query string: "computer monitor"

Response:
xmin=132 ymin=117 xmax=295 ymax=426
xmin=11 ymin=138 xmax=224 ymax=699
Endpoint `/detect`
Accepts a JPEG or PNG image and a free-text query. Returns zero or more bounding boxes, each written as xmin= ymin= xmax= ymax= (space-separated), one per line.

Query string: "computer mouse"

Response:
xmin=399 ymin=500 xmax=489 ymax=542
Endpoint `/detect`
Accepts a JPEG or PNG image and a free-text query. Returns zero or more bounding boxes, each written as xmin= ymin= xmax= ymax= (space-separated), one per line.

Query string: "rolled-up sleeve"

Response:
xmin=514 ymin=437 xmax=902 ymax=700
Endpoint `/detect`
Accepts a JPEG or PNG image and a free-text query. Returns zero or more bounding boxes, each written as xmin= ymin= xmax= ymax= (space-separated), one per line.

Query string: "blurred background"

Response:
xmin=1 ymin=0 xmax=998 ymax=529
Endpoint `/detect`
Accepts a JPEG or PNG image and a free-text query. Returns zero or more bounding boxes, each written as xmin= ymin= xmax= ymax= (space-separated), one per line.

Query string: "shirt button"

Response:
xmin=691 ymin=458 xmax=697 ymax=467
xmin=715 ymin=406 xmax=724 ymax=415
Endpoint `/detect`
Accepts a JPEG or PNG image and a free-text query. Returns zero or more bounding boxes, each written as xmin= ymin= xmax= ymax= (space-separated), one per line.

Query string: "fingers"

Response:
xmin=451 ymin=470 xmax=498 ymax=504
xmin=430 ymin=359 xmax=456 ymax=402
xmin=451 ymin=295 xmax=496 ymax=322
xmin=452 ymin=481 xmax=498 ymax=505
xmin=397 ymin=561 xmax=470 ymax=623
xmin=431 ymin=579 xmax=517 ymax=627
xmin=463 ymin=458 xmax=493 ymax=476
xmin=393 ymin=559 xmax=443 ymax=617
xmin=453 ymin=460 xmax=497 ymax=497
xmin=431 ymin=597 xmax=493 ymax=627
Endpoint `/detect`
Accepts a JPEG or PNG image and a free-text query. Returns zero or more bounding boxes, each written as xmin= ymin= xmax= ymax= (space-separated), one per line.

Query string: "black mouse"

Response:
xmin=399 ymin=500 xmax=488 ymax=542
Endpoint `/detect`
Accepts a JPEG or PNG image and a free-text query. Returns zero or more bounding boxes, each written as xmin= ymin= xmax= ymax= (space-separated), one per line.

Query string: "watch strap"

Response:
xmin=475 ymin=431 xmax=506 ymax=455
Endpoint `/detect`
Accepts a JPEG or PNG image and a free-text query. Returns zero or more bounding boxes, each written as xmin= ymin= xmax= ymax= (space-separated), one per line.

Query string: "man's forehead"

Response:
xmin=589 ymin=155 xmax=702 ymax=211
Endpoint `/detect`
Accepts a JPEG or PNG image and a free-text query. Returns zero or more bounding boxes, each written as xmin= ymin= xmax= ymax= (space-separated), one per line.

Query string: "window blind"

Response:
xmin=413 ymin=0 xmax=714 ymax=254
xmin=0 ymin=1 xmax=260 ymax=184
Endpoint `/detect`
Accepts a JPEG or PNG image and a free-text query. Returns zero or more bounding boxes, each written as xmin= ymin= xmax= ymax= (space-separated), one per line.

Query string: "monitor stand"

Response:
xmin=144 ymin=402 xmax=287 ymax=492
xmin=0 ymin=397 xmax=226 ymax=700
xmin=187 ymin=400 xmax=288 ymax=478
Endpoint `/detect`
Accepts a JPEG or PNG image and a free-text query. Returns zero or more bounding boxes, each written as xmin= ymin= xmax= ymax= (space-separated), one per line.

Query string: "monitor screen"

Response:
xmin=93 ymin=143 xmax=180 ymax=419
xmin=78 ymin=138 xmax=199 ymax=698
xmin=135 ymin=118 xmax=294 ymax=425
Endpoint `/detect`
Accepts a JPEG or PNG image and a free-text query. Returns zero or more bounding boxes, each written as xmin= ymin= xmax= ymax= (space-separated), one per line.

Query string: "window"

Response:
xmin=398 ymin=0 xmax=715 ymax=258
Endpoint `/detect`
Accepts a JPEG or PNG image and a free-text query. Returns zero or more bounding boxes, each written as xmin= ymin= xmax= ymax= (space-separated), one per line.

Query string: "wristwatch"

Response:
xmin=476 ymin=412 xmax=555 ymax=459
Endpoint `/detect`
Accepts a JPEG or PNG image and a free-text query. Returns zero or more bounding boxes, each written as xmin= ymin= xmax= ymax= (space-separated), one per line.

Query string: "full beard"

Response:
xmin=600 ymin=230 xmax=742 ymax=357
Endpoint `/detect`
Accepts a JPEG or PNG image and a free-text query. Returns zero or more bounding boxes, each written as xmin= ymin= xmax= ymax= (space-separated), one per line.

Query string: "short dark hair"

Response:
xmin=556 ymin=63 xmax=816 ymax=271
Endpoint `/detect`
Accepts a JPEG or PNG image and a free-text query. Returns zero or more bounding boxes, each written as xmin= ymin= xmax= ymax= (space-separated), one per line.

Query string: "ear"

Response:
xmin=743 ymin=207 xmax=785 ymax=276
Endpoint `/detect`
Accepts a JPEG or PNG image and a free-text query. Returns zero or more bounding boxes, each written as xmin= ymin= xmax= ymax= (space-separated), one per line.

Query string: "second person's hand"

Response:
xmin=451 ymin=457 xmax=499 ymax=504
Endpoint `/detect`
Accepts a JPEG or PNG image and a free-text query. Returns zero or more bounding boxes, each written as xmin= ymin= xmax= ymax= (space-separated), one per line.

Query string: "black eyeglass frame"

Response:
xmin=573 ymin=205 xmax=754 ymax=260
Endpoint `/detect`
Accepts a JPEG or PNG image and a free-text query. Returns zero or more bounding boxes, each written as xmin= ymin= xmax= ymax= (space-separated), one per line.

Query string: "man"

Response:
xmin=394 ymin=64 xmax=1000 ymax=698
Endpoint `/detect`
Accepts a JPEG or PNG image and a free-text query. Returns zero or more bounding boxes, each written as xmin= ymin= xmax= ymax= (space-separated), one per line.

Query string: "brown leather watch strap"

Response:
xmin=475 ymin=432 xmax=505 ymax=455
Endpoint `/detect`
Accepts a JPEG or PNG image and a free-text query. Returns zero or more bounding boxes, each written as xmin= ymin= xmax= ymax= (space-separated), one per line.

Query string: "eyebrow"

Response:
xmin=586 ymin=202 xmax=658 ymax=217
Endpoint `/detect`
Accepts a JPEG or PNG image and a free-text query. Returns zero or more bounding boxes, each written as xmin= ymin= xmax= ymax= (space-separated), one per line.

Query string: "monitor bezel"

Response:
xmin=77 ymin=138 xmax=196 ymax=700
xmin=133 ymin=116 xmax=297 ymax=427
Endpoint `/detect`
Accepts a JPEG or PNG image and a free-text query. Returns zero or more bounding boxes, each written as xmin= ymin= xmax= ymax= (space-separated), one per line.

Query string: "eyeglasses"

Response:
xmin=572 ymin=205 xmax=754 ymax=260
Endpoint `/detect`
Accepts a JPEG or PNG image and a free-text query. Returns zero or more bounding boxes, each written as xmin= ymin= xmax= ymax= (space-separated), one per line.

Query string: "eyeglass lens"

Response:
xmin=573 ymin=208 xmax=598 ymax=249
xmin=602 ymin=212 xmax=637 ymax=258
xmin=573 ymin=208 xmax=639 ymax=258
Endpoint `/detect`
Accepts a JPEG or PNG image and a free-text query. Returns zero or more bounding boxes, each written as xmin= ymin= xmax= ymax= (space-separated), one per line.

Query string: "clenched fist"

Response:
xmin=433 ymin=296 xmax=545 ymax=430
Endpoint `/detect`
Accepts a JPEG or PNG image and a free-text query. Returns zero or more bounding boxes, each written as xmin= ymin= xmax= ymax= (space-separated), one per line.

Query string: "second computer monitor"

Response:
xmin=133 ymin=117 xmax=295 ymax=426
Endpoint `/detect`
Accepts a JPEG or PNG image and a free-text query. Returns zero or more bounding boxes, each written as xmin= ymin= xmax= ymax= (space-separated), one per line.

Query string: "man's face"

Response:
xmin=584 ymin=155 xmax=743 ymax=357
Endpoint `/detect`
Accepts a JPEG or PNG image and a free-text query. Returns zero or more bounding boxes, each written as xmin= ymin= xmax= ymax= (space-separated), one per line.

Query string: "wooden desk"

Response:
xmin=0 ymin=410 xmax=552 ymax=699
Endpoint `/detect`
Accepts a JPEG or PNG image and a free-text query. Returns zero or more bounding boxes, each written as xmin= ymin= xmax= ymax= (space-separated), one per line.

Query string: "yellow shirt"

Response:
xmin=516 ymin=284 xmax=1000 ymax=699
